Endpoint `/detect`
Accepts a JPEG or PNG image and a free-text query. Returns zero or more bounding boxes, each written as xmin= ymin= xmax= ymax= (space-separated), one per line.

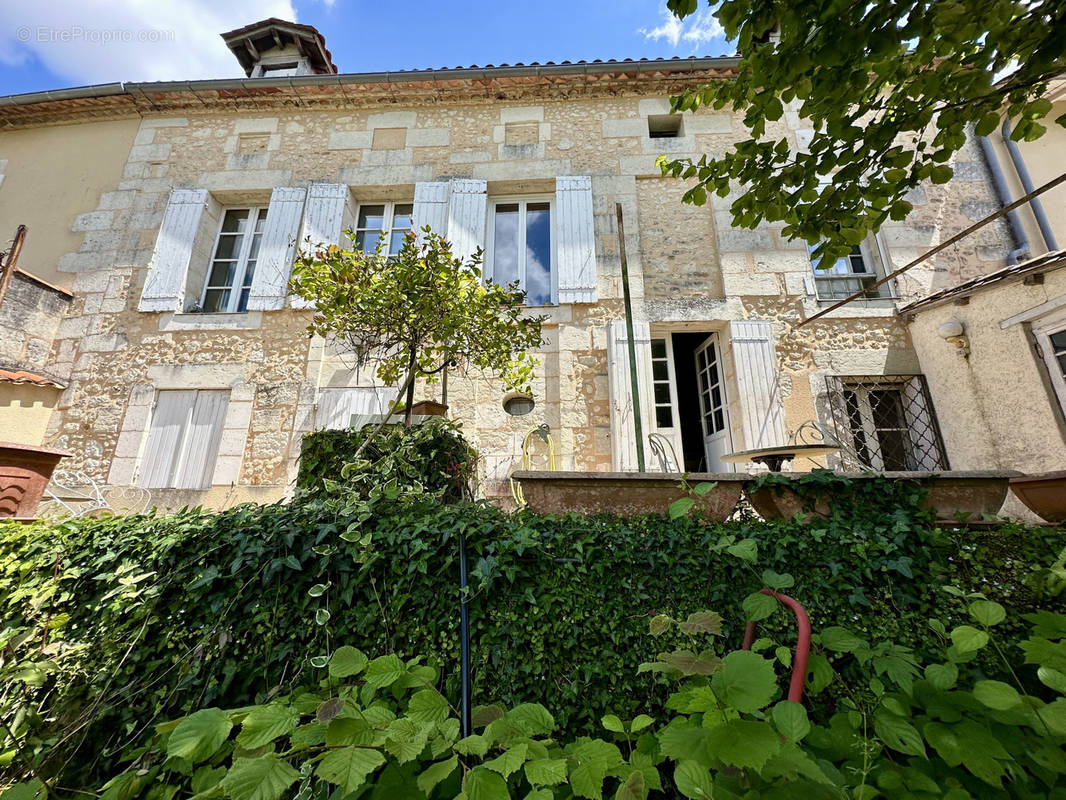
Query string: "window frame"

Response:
xmin=201 ymin=206 xmax=268 ymax=314
xmin=484 ymin=194 xmax=557 ymax=307
xmin=138 ymin=389 xmax=229 ymax=490
xmin=353 ymin=201 xmax=414 ymax=257
xmin=807 ymin=236 xmax=896 ymax=302
xmin=1033 ymin=312 xmax=1066 ymax=420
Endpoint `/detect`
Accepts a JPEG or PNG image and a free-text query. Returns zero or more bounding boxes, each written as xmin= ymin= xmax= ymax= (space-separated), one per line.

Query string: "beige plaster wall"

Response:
xmin=907 ymin=268 xmax=1066 ymax=472
xmin=0 ymin=119 xmax=138 ymax=288
xmin=0 ymin=383 xmax=60 ymax=446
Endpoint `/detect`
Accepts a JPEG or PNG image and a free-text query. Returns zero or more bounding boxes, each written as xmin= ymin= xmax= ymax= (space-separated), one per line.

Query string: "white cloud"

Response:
xmin=639 ymin=7 xmax=725 ymax=50
xmin=0 ymin=0 xmax=298 ymax=86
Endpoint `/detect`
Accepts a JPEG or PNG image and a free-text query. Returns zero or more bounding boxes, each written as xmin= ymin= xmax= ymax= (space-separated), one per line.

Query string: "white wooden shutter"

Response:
xmin=316 ymin=387 xmax=396 ymax=430
xmin=139 ymin=189 xmax=209 ymax=312
xmin=606 ymin=319 xmax=654 ymax=471
xmin=556 ymin=176 xmax=598 ymax=304
xmin=412 ymin=182 xmax=450 ymax=243
xmin=173 ymin=391 xmax=228 ymax=489
xmin=292 ymin=183 xmax=349 ymax=309
xmin=139 ymin=390 xmax=194 ymax=488
xmin=728 ymin=320 xmax=787 ymax=449
xmin=448 ymin=179 xmax=487 ymax=266
xmin=248 ymin=187 xmax=306 ymax=311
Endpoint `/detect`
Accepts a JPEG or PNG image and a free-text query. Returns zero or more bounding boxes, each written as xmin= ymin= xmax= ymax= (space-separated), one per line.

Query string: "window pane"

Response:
xmin=221 ymin=209 xmax=250 ymax=233
xmin=651 ymin=339 xmax=667 ymax=359
xmin=652 ymin=360 xmax=669 ymax=381
xmin=392 ymin=204 xmax=414 ymax=230
xmin=654 ymin=383 xmax=671 ymax=404
xmin=656 ymin=407 xmax=673 ymax=428
xmin=525 ymin=204 xmax=551 ymax=306
xmin=254 ymin=208 xmax=268 ymax=231
xmin=389 ymin=231 xmax=406 ymax=255
xmin=357 ymin=205 xmax=386 ymax=230
xmin=202 ymin=288 xmax=228 ymax=313
xmin=213 ymin=234 xmax=243 ymax=261
xmin=208 ymin=260 xmax=237 ymax=287
xmin=243 ymin=260 xmax=257 ymax=289
xmin=1050 ymin=330 xmax=1066 ymax=351
xmin=492 ymin=204 xmax=520 ymax=288
xmin=356 ymin=230 xmax=382 ymax=253
xmin=237 ymin=287 xmax=251 ymax=313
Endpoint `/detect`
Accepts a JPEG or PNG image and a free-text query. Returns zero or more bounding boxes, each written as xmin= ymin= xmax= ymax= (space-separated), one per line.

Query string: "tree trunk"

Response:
xmin=403 ymin=348 xmax=417 ymax=428
xmin=352 ymin=370 xmax=417 ymax=461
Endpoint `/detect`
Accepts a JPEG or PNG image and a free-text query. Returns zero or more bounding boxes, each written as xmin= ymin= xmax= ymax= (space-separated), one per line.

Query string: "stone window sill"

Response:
xmin=158 ymin=311 xmax=264 ymax=331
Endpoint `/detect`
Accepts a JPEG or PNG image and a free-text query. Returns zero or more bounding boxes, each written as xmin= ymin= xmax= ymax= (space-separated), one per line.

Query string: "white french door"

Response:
xmin=694 ymin=334 xmax=733 ymax=472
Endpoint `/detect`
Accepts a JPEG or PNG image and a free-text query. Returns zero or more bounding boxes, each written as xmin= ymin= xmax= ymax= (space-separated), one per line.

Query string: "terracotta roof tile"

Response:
xmin=0 ymin=369 xmax=65 ymax=388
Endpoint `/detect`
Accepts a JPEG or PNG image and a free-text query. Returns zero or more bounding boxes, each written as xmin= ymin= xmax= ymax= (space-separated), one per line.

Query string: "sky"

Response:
xmin=0 ymin=0 xmax=732 ymax=97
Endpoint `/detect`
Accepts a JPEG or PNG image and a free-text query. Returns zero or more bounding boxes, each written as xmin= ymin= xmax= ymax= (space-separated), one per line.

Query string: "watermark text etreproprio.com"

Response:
xmin=15 ymin=26 xmax=175 ymax=45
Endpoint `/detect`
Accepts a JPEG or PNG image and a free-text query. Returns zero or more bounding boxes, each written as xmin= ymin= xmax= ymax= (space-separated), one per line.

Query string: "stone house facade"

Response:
xmin=0 ymin=18 xmax=1039 ymax=510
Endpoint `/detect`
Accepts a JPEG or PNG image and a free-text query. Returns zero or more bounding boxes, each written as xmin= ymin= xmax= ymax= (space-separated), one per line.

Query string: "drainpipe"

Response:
xmin=977 ymin=131 xmax=1030 ymax=264
xmin=1001 ymin=117 xmax=1060 ymax=252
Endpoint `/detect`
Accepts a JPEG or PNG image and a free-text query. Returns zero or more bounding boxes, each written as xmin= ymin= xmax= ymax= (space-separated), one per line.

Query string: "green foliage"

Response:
xmin=36 ymin=604 xmax=1066 ymax=799
xmin=295 ymin=418 xmax=477 ymax=501
xmin=289 ymin=229 xmax=544 ymax=434
xmin=660 ymin=0 xmax=1066 ymax=268
xmin=1 ymin=482 xmax=1064 ymax=790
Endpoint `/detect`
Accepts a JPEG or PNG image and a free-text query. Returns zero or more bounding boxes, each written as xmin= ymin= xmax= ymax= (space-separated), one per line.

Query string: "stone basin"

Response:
xmin=510 ymin=471 xmax=746 ymax=520
xmin=1009 ymin=471 xmax=1066 ymax=523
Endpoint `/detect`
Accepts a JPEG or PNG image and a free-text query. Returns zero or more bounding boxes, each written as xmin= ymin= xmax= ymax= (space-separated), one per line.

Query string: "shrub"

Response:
xmin=1 ymin=482 xmax=1063 ymax=789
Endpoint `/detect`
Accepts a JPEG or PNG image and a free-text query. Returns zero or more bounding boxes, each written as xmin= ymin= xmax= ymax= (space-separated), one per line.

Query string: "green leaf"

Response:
xmin=705 ymin=719 xmax=781 ymax=769
xmin=923 ymin=722 xmax=963 ymax=765
xmin=615 ymin=769 xmax=645 ymax=800
xmin=191 ymin=766 xmax=226 ymax=794
xmin=819 ymin=627 xmax=867 ymax=653
xmin=315 ymin=747 xmax=387 ymax=795
xmin=567 ymin=737 xmax=623 ymax=800
xmin=649 ymin=614 xmax=673 ymax=636
xmin=873 ymin=709 xmax=925 ymax=757
xmin=602 ymin=714 xmax=625 ymax=733
xmin=454 ymin=734 xmax=489 ymax=757
xmin=662 ymin=650 xmax=723 ymax=676
xmin=167 ymin=708 xmax=233 ymax=764
xmin=407 ymin=690 xmax=450 ymax=726
xmin=712 ymin=650 xmax=777 ymax=713
xmin=975 ymin=112 xmax=1001 ymax=137
xmin=221 ymin=756 xmax=300 ymax=800
xmin=236 ymin=703 xmax=298 ymax=749
xmin=772 ymin=701 xmax=811 ymax=741
xmin=508 ymin=703 xmax=555 ymax=736
xmin=968 ymin=600 xmax=1006 ymax=627
xmin=678 ymin=610 xmax=723 ymax=635
xmin=630 ymin=714 xmax=653 ymax=733
xmin=525 ymin=758 xmax=568 ymax=787
xmin=924 ymin=663 xmax=958 ymax=690
xmin=743 ymin=591 xmax=777 ymax=622
xmin=315 ymin=608 xmax=330 ymax=625
xmin=1038 ymin=666 xmax=1066 ymax=694
xmin=973 ymin=680 xmax=1021 ymax=710
xmin=464 ymin=766 xmax=510 ymax=800
xmin=692 ymin=481 xmax=716 ymax=496
xmin=308 ymin=583 xmax=328 ymax=597
xmin=384 ymin=717 xmax=430 ymax=763
xmin=761 ymin=570 xmax=794 ymax=589
xmin=930 ymin=165 xmax=953 ymax=184
xmin=726 ymin=539 xmax=757 ymax=563
xmin=668 ymin=497 xmax=695 ymax=519
xmin=950 ymin=625 xmax=989 ymax=653
xmin=484 ymin=743 xmax=528 ymax=778
xmin=328 ymin=646 xmax=368 ymax=678
xmin=674 ymin=760 xmax=713 ymax=799
xmin=416 ymin=755 xmax=457 ymax=795
xmin=364 ymin=653 xmax=405 ymax=689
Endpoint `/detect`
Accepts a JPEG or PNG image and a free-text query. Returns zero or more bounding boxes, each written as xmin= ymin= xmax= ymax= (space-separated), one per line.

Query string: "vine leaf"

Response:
xmin=416 ymin=755 xmax=457 ymax=795
xmin=364 ymin=654 xmax=405 ymax=689
xmin=950 ymin=625 xmax=989 ymax=654
xmin=167 ymin=708 xmax=233 ymax=763
xmin=705 ymin=720 xmax=781 ymax=770
xmin=235 ymin=703 xmax=298 ymax=749
xmin=674 ymin=759 xmax=713 ymax=799
xmin=968 ymin=600 xmax=1006 ymax=627
xmin=678 ymin=611 xmax=723 ymax=636
xmin=315 ymin=747 xmax=386 ymax=795
xmin=328 ymin=646 xmax=368 ymax=679
xmin=973 ymin=680 xmax=1021 ymax=711
xmin=649 ymin=615 xmax=674 ymax=636
xmin=464 ymin=766 xmax=510 ymax=800
xmin=771 ymin=701 xmax=810 ymax=742
xmin=566 ymin=737 xmax=623 ymax=800
xmin=873 ymin=709 xmax=925 ymax=757
xmin=524 ymin=758 xmax=569 ymax=787
xmin=712 ymin=651 xmax=777 ymax=713
xmin=221 ymin=756 xmax=300 ymax=800
xmin=407 ymin=690 xmax=450 ymax=726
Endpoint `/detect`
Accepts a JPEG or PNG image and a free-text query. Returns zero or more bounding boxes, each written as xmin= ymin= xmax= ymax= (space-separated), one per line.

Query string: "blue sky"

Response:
xmin=0 ymin=1 xmax=731 ymax=97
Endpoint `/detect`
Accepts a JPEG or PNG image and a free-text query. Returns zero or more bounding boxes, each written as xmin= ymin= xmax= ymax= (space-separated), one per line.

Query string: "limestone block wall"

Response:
xmin=32 ymin=84 xmax=1018 ymax=505
xmin=0 ymin=271 xmax=72 ymax=378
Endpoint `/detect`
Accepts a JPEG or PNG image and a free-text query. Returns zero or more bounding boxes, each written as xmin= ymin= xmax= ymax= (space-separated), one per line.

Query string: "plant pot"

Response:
xmin=406 ymin=400 xmax=448 ymax=417
xmin=1009 ymin=471 xmax=1066 ymax=523
xmin=0 ymin=442 xmax=71 ymax=520
xmin=747 ymin=471 xmax=1019 ymax=522
xmin=510 ymin=470 xmax=746 ymax=520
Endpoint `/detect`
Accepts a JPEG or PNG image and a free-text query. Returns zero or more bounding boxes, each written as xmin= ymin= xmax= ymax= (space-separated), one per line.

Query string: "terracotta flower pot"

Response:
xmin=1010 ymin=472 xmax=1066 ymax=523
xmin=510 ymin=471 xmax=746 ymax=520
xmin=0 ymin=442 xmax=71 ymax=520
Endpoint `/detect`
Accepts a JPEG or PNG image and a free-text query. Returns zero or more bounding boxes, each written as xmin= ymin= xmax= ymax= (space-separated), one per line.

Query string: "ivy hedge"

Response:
xmin=1 ymin=478 xmax=1064 ymax=789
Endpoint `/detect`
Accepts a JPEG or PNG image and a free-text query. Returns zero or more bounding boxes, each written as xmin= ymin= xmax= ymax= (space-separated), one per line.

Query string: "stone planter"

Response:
xmin=1010 ymin=471 xmax=1066 ymax=523
xmin=747 ymin=471 xmax=1019 ymax=522
xmin=510 ymin=471 xmax=746 ymax=520
xmin=0 ymin=442 xmax=70 ymax=520
xmin=407 ymin=400 xmax=448 ymax=417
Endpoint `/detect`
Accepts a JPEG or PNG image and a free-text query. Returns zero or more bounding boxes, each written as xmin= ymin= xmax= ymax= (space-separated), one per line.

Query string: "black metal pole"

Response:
xmin=458 ymin=529 xmax=472 ymax=737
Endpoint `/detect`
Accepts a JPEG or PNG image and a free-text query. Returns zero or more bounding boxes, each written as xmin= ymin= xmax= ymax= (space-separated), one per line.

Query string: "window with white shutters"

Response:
xmin=138 ymin=390 xmax=229 ymax=489
xmin=486 ymin=197 xmax=554 ymax=306
xmin=200 ymin=207 xmax=268 ymax=313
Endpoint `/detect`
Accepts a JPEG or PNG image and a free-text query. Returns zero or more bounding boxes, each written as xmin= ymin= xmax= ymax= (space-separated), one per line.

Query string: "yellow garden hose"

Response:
xmin=510 ymin=424 xmax=555 ymax=507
